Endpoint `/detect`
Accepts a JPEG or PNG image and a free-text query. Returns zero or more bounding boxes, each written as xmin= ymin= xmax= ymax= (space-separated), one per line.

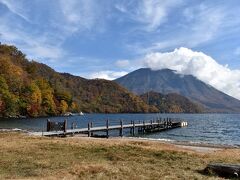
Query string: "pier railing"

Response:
xmin=41 ymin=118 xmax=188 ymax=137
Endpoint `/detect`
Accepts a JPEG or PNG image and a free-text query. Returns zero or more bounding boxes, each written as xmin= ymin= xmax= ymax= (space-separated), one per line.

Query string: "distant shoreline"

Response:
xmin=1 ymin=112 xmax=240 ymax=120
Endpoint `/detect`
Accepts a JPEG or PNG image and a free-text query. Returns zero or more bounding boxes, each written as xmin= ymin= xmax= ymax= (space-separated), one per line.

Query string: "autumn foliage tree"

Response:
xmin=59 ymin=100 xmax=68 ymax=114
xmin=36 ymin=78 xmax=56 ymax=115
xmin=23 ymin=82 xmax=42 ymax=117
xmin=0 ymin=76 xmax=17 ymax=116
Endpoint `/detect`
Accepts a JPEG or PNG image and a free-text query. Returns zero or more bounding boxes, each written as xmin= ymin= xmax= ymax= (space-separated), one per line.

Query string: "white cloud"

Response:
xmin=0 ymin=0 xmax=107 ymax=65
xmin=136 ymin=1 xmax=167 ymax=31
xmin=30 ymin=46 xmax=64 ymax=60
xmin=0 ymin=20 xmax=64 ymax=61
xmin=140 ymin=0 xmax=182 ymax=31
xmin=118 ymin=0 xmax=182 ymax=31
xmin=115 ymin=60 xmax=130 ymax=68
xmin=89 ymin=71 xmax=128 ymax=80
xmin=143 ymin=47 xmax=240 ymax=100
xmin=234 ymin=47 xmax=240 ymax=56
xmin=0 ymin=0 xmax=31 ymax=23
xmin=59 ymin=0 xmax=102 ymax=33
xmin=115 ymin=4 xmax=127 ymax=13
xmin=182 ymin=4 xmax=224 ymax=46
xmin=129 ymin=2 xmax=240 ymax=55
xmin=0 ymin=1 xmax=65 ymax=62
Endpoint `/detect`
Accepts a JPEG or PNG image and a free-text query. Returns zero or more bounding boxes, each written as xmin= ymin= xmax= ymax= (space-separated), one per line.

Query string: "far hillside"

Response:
xmin=140 ymin=91 xmax=203 ymax=113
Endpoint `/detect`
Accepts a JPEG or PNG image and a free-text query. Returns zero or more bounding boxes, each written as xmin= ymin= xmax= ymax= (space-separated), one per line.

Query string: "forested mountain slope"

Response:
xmin=140 ymin=91 xmax=203 ymax=113
xmin=0 ymin=45 xmax=157 ymax=117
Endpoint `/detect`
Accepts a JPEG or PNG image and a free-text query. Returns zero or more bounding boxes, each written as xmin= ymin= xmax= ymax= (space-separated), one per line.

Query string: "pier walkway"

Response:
xmin=31 ymin=118 xmax=188 ymax=138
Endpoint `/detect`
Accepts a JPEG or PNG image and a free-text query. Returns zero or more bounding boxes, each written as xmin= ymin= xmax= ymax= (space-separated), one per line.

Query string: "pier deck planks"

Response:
xmin=30 ymin=121 xmax=187 ymax=137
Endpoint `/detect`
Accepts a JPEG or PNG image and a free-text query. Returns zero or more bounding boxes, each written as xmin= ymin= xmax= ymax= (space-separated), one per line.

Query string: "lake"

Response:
xmin=0 ymin=113 xmax=239 ymax=146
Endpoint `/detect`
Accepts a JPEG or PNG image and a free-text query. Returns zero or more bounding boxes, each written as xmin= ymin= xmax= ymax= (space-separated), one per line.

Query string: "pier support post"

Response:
xmin=130 ymin=120 xmax=133 ymax=135
xmin=151 ymin=122 xmax=153 ymax=132
xmin=120 ymin=120 xmax=123 ymax=137
xmin=143 ymin=120 xmax=146 ymax=133
xmin=88 ymin=122 xmax=91 ymax=137
xmin=71 ymin=122 xmax=75 ymax=136
xmin=47 ymin=119 xmax=50 ymax=132
xmin=64 ymin=119 xmax=67 ymax=133
xmin=90 ymin=122 xmax=93 ymax=136
xmin=138 ymin=120 xmax=140 ymax=132
xmin=133 ymin=121 xmax=135 ymax=136
xmin=106 ymin=119 xmax=109 ymax=138
xmin=169 ymin=118 xmax=172 ymax=127
xmin=138 ymin=120 xmax=141 ymax=133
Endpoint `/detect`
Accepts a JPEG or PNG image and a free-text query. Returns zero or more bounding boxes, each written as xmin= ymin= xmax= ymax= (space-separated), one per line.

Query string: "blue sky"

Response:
xmin=0 ymin=0 xmax=240 ymax=81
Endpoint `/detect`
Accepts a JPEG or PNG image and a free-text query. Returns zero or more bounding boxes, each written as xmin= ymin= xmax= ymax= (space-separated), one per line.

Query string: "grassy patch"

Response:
xmin=0 ymin=132 xmax=239 ymax=179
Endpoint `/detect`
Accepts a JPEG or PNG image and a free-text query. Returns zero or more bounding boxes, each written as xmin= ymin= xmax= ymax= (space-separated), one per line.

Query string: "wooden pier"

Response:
xmin=31 ymin=118 xmax=188 ymax=137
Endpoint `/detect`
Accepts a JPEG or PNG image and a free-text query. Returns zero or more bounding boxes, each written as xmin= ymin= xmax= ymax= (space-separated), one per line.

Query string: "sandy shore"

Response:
xmin=3 ymin=128 xmax=237 ymax=153
xmin=122 ymin=137 xmax=235 ymax=153
xmin=68 ymin=134 xmax=237 ymax=154
xmin=2 ymin=127 xmax=239 ymax=153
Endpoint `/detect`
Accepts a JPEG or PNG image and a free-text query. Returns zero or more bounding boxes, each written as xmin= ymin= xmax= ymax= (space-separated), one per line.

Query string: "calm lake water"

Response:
xmin=0 ymin=113 xmax=239 ymax=146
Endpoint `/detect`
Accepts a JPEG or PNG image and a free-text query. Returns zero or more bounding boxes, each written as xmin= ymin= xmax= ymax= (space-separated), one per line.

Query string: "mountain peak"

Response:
xmin=136 ymin=68 xmax=175 ymax=72
xmin=115 ymin=68 xmax=240 ymax=113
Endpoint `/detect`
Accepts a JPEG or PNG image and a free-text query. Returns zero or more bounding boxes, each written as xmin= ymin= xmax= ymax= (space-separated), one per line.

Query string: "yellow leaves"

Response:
xmin=0 ymin=75 xmax=8 ymax=91
xmin=24 ymin=82 xmax=43 ymax=117
xmin=12 ymin=65 xmax=23 ymax=76
xmin=36 ymin=79 xmax=56 ymax=115
xmin=71 ymin=102 xmax=77 ymax=110
xmin=30 ymin=82 xmax=42 ymax=105
xmin=169 ymin=104 xmax=183 ymax=113
xmin=0 ymin=56 xmax=23 ymax=76
xmin=0 ymin=98 xmax=4 ymax=113
xmin=59 ymin=100 xmax=68 ymax=114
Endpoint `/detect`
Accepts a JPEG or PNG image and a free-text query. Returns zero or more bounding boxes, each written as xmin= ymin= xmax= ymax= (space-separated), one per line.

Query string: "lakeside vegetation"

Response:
xmin=0 ymin=132 xmax=239 ymax=179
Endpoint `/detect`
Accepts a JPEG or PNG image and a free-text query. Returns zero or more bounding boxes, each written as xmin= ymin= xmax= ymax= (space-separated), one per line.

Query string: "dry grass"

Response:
xmin=0 ymin=132 xmax=240 ymax=179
